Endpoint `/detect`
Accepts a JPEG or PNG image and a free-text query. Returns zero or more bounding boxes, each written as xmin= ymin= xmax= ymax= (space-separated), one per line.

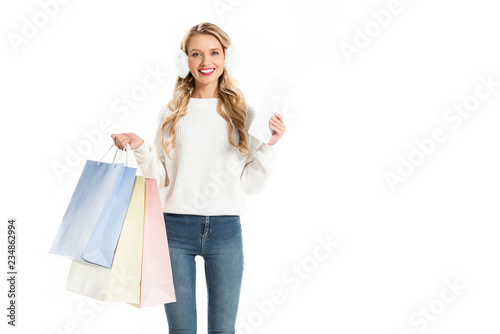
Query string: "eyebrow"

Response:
xmin=189 ymin=48 xmax=221 ymax=52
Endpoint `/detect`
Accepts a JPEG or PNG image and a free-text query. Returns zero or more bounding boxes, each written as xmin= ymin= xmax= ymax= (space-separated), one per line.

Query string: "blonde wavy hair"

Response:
xmin=160 ymin=22 xmax=250 ymax=160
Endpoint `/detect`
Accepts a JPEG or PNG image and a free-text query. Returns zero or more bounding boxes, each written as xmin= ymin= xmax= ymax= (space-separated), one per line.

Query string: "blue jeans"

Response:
xmin=163 ymin=213 xmax=244 ymax=334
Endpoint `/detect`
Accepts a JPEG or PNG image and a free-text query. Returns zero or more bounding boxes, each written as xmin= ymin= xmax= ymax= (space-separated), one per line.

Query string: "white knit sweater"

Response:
xmin=131 ymin=98 xmax=276 ymax=216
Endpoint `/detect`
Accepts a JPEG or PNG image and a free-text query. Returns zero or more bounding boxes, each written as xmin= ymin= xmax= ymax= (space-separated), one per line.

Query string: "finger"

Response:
xmin=270 ymin=117 xmax=281 ymax=124
xmin=113 ymin=137 xmax=126 ymax=150
xmin=274 ymin=126 xmax=285 ymax=137
xmin=269 ymin=119 xmax=280 ymax=130
xmin=122 ymin=138 xmax=132 ymax=148
xmin=113 ymin=136 xmax=123 ymax=147
xmin=270 ymin=118 xmax=285 ymax=132
xmin=115 ymin=141 xmax=123 ymax=150
xmin=271 ymin=115 xmax=285 ymax=126
xmin=269 ymin=122 xmax=284 ymax=136
xmin=119 ymin=139 xmax=129 ymax=150
xmin=111 ymin=134 xmax=129 ymax=150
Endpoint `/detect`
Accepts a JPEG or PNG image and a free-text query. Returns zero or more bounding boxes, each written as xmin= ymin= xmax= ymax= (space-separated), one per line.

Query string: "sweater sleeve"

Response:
xmin=131 ymin=104 xmax=170 ymax=189
xmin=240 ymin=103 xmax=277 ymax=195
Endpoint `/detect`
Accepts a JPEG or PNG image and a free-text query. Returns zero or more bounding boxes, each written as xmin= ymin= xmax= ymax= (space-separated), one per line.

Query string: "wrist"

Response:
xmin=133 ymin=139 xmax=149 ymax=155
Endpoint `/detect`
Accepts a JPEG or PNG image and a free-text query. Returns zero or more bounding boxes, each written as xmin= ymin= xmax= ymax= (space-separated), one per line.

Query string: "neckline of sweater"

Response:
xmin=190 ymin=98 xmax=218 ymax=100
xmin=188 ymin=97 xmax=219 ymax=107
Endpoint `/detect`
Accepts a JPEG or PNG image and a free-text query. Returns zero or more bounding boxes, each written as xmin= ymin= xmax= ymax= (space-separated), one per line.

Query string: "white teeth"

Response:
xmin=200 ymin=69 xmax=215 ymax=73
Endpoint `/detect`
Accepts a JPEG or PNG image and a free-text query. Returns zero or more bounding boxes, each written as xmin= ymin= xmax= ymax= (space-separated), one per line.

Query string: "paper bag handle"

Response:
xmin=96 ymin=143 xmax=131 ymax=168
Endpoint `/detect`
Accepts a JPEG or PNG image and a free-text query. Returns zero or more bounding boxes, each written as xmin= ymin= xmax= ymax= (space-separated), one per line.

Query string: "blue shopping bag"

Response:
xmin=49 ymin=143 xmax=137 ymax=268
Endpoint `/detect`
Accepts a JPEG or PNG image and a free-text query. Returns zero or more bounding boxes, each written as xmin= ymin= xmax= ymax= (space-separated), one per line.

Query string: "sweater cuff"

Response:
xmin=261 ymin=142 xmax=276 ymax=153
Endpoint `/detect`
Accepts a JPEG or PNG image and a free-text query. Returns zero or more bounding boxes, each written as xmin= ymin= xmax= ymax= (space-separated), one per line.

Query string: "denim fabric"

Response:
xmin=163 ymin=212 xmax=244 ymax=334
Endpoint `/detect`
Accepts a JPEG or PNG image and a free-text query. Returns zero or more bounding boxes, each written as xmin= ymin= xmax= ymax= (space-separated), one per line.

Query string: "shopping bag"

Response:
xmin=50 ymin=143 xmax=137 ymax=268
xmin=65 ymin=175 xmax=146 ymax=303
xmin=129 ymin=178 xmax=176 ymax=308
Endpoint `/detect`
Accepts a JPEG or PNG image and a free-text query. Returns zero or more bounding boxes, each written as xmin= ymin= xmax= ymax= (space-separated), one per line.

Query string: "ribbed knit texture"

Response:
xmin=131 ymin=98 xmax=276 ymax=216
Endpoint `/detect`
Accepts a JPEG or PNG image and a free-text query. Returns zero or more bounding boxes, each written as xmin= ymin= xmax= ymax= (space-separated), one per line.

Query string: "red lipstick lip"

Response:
xmin=198 ymin=68 xmax=215 ymax=76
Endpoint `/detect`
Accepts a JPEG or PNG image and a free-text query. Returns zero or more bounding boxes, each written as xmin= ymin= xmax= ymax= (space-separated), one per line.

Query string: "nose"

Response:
xmin=200 ymin=55 xmax=215 ymax=67
xmin=201 ymin=60 xmax=212 ymax=67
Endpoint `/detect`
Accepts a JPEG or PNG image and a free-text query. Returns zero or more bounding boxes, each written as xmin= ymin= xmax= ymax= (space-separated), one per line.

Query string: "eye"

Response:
xmin=191 ymin=51 xmax=219 ymax=56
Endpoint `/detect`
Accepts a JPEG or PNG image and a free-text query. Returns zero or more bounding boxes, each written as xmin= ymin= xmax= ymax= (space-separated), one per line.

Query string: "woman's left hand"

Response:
xmin=268 ymin=112 xmax=286 ymax=146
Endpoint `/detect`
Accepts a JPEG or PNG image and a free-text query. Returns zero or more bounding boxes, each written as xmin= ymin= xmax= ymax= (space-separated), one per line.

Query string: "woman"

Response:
xmin=111 ymin=22 xmax=285 ymax=333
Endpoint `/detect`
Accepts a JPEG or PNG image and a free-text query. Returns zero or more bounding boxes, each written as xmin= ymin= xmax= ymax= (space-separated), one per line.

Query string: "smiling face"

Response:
xmin=187 ymin=34 xmax=225 ymax=87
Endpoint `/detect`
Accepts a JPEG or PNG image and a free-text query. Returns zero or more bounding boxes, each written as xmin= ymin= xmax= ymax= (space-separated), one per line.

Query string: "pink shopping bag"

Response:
xmin=129 ymin=178 xmax=176 ymax=308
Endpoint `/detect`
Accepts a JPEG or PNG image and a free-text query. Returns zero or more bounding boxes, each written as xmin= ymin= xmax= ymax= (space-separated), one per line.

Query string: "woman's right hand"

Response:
xmin=110 ymin=133 xmax=144 ymax=150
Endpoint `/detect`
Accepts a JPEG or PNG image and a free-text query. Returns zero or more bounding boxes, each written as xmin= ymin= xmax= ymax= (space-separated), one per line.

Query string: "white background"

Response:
xmin=1 ymin=0 xmax=500 ymax=333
